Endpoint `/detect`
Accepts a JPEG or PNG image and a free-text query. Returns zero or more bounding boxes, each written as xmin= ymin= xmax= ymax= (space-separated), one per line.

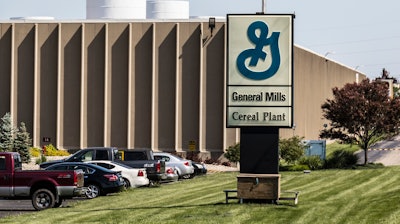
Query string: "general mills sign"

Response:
xmin=227 ymin=14 xmax=294 ymax=127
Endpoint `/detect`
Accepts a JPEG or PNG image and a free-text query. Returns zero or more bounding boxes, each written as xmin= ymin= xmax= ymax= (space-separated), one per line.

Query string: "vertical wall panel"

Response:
xmin=85 ymin=23 xmax=105 ymax=146
xmin=14 ymin=24 xmax=35 ymax=135
xmin=179 ymin=23 xmax=201 ymax=152
xmin=131 ymin=23 xmax=153 ymax=149
xmin=108 ymin=23 xmax=129 ymax=147
xmin=155 ymin=23 xmax=177 ymax=150
xmin=205 ymin=24 xmax=224 ymax=151
xmin=60 ymin=23 xmax=82 ymax=149
xmin=38 ymin=23 xmax=58 ymax=147
xmin=0 ymin=24 xmax=12 ymax=117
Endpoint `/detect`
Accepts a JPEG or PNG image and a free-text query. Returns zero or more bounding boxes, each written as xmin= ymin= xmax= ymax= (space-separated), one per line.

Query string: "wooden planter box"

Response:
xmin=237 ymin=173 xmax=280 ymax=200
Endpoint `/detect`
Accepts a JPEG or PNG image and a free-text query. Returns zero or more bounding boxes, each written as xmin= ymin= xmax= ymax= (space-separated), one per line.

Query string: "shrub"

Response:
xmin=35 ymin=154 xmax=47 ymax=165
xmin=30 ymin=147 xmax=41 ymax=157
xmin=43 ymin=144 xmax=70 ymax=156
xmin=325 ymin=149 xmax=358 ymax=169
xmin=298 ymin=155 xmax=324 ymax=170
xmin=224 ymin=143 xmax=240 ymax=163
xmin=280 ymin=164 xmax=310 ymax=171
xmin=279 ymin=136 xmax=307 ymax=164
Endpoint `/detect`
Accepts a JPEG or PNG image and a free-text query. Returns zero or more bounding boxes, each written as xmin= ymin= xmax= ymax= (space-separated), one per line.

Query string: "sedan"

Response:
xmin=160 ymin=166 xmax=179 ymax=183
xmin=44 ymin=162 xmax=125 ymax=199
xmin=154 ymin=152 xmax=194 ymax=179
xmin=192 ymin=162 xmax=207 ymax=176
xmin=85 ymin=160 xmax=150 ymax=188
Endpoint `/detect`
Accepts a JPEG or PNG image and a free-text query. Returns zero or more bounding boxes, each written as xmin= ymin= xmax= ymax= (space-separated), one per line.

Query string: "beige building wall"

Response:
xmin=0 ymin=21 xmax=365 ymax=157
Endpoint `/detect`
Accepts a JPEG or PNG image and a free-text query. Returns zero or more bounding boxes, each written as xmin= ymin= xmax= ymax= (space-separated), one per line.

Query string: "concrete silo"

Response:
xmin=147 ymin=0 xmax=189 ymax=19
xmin=86 ymin=0 xmax=146 ymax=19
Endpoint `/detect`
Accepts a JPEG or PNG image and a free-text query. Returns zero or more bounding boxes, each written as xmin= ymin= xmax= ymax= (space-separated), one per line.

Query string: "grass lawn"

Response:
xmin=2 ymin=165 xmax=400 ymax=224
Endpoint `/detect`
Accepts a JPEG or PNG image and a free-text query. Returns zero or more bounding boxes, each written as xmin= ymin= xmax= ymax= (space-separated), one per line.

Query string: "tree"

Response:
xmin=279 ymin=136 xmax=306 ymax=164
xmin=14 ymin=122 xmax=32 ymax=163
xmin=224 ymin=143 xmax=240 ymax=164
xmin=320 ymin=79 xmax=400 ymax=164
xmin=0 ymin=113 xmax=15 ymax=152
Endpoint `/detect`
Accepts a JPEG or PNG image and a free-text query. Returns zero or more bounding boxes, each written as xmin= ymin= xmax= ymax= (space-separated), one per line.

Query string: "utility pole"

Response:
xmin=262 ymin=0 xmax=266 ymax=14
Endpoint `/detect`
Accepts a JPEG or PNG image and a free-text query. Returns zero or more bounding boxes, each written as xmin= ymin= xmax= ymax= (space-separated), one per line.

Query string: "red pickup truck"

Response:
xmin=0 ymin=152 xmax=84 ymax=210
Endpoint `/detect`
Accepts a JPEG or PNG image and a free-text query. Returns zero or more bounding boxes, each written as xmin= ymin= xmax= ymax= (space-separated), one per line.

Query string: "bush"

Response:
xmin=30 ymin=147 xmax=41 ymax=157
xmin=325 ymin=149 xmax=358 ymax=169
xmin=224 ymin=143 xmax=240 ymax=163
xmin=298 ymin=156 xmax=324 ymax=170
xmin=280 ymin=164 xmax=310 ymax=171
xmin=279 ymin=136 xmax=307 ymax=164
xmin=35 ymin=154 xmax=47 ymax=165
xmin=43 ymin=144 xmax=70 ymax=156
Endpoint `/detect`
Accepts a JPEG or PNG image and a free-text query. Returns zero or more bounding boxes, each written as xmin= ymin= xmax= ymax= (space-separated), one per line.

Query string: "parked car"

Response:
xmin=40 ymin=147 xmax=166 ymax=184
xmin=192 ymin=162 xmax=207 ymax=176
xmin=160 ymin=166 xmax=179 ymax=183
xmin=153 ymin=152 xmax=194 ymax=179
xmin=44 ymin=162 xmax=125 ymax=199
xmin=85 ymin=160 xmax=150 ymax=188
xmin=0 ymin=152 xmax=85 ymax=210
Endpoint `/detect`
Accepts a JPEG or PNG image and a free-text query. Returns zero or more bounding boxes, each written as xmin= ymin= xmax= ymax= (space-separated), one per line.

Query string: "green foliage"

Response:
xmin=279 ymin=136 xmax=306 ymax=164
xmin=326 ymin=141 xmax=360 ymax=156
xmin=43 ymin=144 xmax=70 ymax=156
xmin=13 ymin=122 xmax=32 ymax=163
xmin=224 ymin=143 xmax=240 ymax=163
xmin=0 ymin=113 xmax=33 ymax=163
xmin=35 ymin=154 xmax=47 ymax=165
xmin=325 ymin=149 xmax=358 ymax=169
xmin=0 ymin=112 xmax=15 ymax=152
xmin=298 ymin=155 xmax=324 ymax=170
xmin=280 ymin=164 xmax=310 ymax=171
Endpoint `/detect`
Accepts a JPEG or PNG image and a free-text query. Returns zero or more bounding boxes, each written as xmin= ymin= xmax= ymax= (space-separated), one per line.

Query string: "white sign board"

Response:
xmin=227 ymin=14 xmax=294 ymax=127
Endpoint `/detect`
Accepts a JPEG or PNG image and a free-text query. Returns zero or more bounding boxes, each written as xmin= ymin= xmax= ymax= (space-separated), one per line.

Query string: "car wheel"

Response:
xmin=182 ymin=174 xmax=191 ymax=179
xmin=54 ymin=199 xmax=63 ymax=208
xmin=123 ymin=178 xmax=131 ymax=189
xmin=85 ymin=184 xmax=101 ymax=199
xmin=32 ymin=188 xmax=56 ymax=210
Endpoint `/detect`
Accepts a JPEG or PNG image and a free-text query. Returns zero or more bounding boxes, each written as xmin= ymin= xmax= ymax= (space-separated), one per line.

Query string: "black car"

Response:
xmin=192 ymin=162 xmax=207 ymax=177
xmin=44 ymin=162 xmax=125 ymax=199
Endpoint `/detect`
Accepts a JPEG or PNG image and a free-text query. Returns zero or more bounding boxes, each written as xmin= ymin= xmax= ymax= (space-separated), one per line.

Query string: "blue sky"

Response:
xmin=0 ymin=0 xmax=399 ymax=79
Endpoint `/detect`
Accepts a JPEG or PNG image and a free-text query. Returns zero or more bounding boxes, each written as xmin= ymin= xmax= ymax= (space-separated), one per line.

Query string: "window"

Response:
xmin=80 ymin=151 xmax=93 ymax=161
xmin=125 ymin=152 xmax=146 ymax=160
xmin=95 ymin=150 xmax=109 ymax=160
xmin=0 ymin=156 xmax=5 ymax=170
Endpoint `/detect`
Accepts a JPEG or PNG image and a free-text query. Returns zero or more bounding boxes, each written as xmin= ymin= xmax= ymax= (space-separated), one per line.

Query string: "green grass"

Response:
xmin=3 ymin=166 xmax=400 ymax=224
xmin=326 ymin=141 xmax=361 ymax=156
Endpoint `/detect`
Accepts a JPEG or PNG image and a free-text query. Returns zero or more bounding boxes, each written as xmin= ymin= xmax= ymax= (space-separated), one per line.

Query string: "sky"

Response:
xmin=0 ymin=0 xmax=399 ymax=79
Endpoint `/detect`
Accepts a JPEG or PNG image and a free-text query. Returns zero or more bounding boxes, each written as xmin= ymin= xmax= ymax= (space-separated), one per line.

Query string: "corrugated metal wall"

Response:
xmin=0 ymin=21 xmax=364 ymax=157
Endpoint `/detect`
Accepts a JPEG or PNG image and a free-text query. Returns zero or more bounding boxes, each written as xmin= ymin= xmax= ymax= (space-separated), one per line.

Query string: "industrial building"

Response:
xmin=0 ymin=0 xmax=365 ymax=158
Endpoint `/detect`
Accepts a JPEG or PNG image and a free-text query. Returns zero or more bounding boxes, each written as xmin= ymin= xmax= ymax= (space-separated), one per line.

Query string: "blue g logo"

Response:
xmin=236 ymin=21 xmax=280 ymax=80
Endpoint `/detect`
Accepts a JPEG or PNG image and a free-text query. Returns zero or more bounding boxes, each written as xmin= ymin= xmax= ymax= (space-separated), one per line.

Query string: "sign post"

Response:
xmin=226 ymin=14 xmax=294 ymax=202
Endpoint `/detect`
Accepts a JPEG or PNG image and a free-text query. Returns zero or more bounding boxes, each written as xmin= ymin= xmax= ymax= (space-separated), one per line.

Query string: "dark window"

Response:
xmin=125 ymin=152 xmax=146 ymax=160
xmin=0 ymin=156 xmax=5 ymax=170
xmin=95 ymin=150 xmax=109 ymax=160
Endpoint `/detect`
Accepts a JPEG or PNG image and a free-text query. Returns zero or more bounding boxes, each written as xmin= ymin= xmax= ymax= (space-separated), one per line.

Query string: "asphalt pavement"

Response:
xmin=355 ymin=135 xmax=400 ymax=166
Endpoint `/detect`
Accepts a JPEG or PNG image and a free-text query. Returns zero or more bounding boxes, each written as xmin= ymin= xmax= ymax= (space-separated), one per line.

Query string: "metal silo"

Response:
xmin=86 ymin=0 xmax=146 ymax=19
xmin=147 ymin=0 xmax=189 ymax=19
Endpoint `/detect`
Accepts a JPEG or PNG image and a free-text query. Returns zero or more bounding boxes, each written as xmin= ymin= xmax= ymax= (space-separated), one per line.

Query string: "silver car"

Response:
xmin=154 ymin=152 xmax=194 ymax=179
